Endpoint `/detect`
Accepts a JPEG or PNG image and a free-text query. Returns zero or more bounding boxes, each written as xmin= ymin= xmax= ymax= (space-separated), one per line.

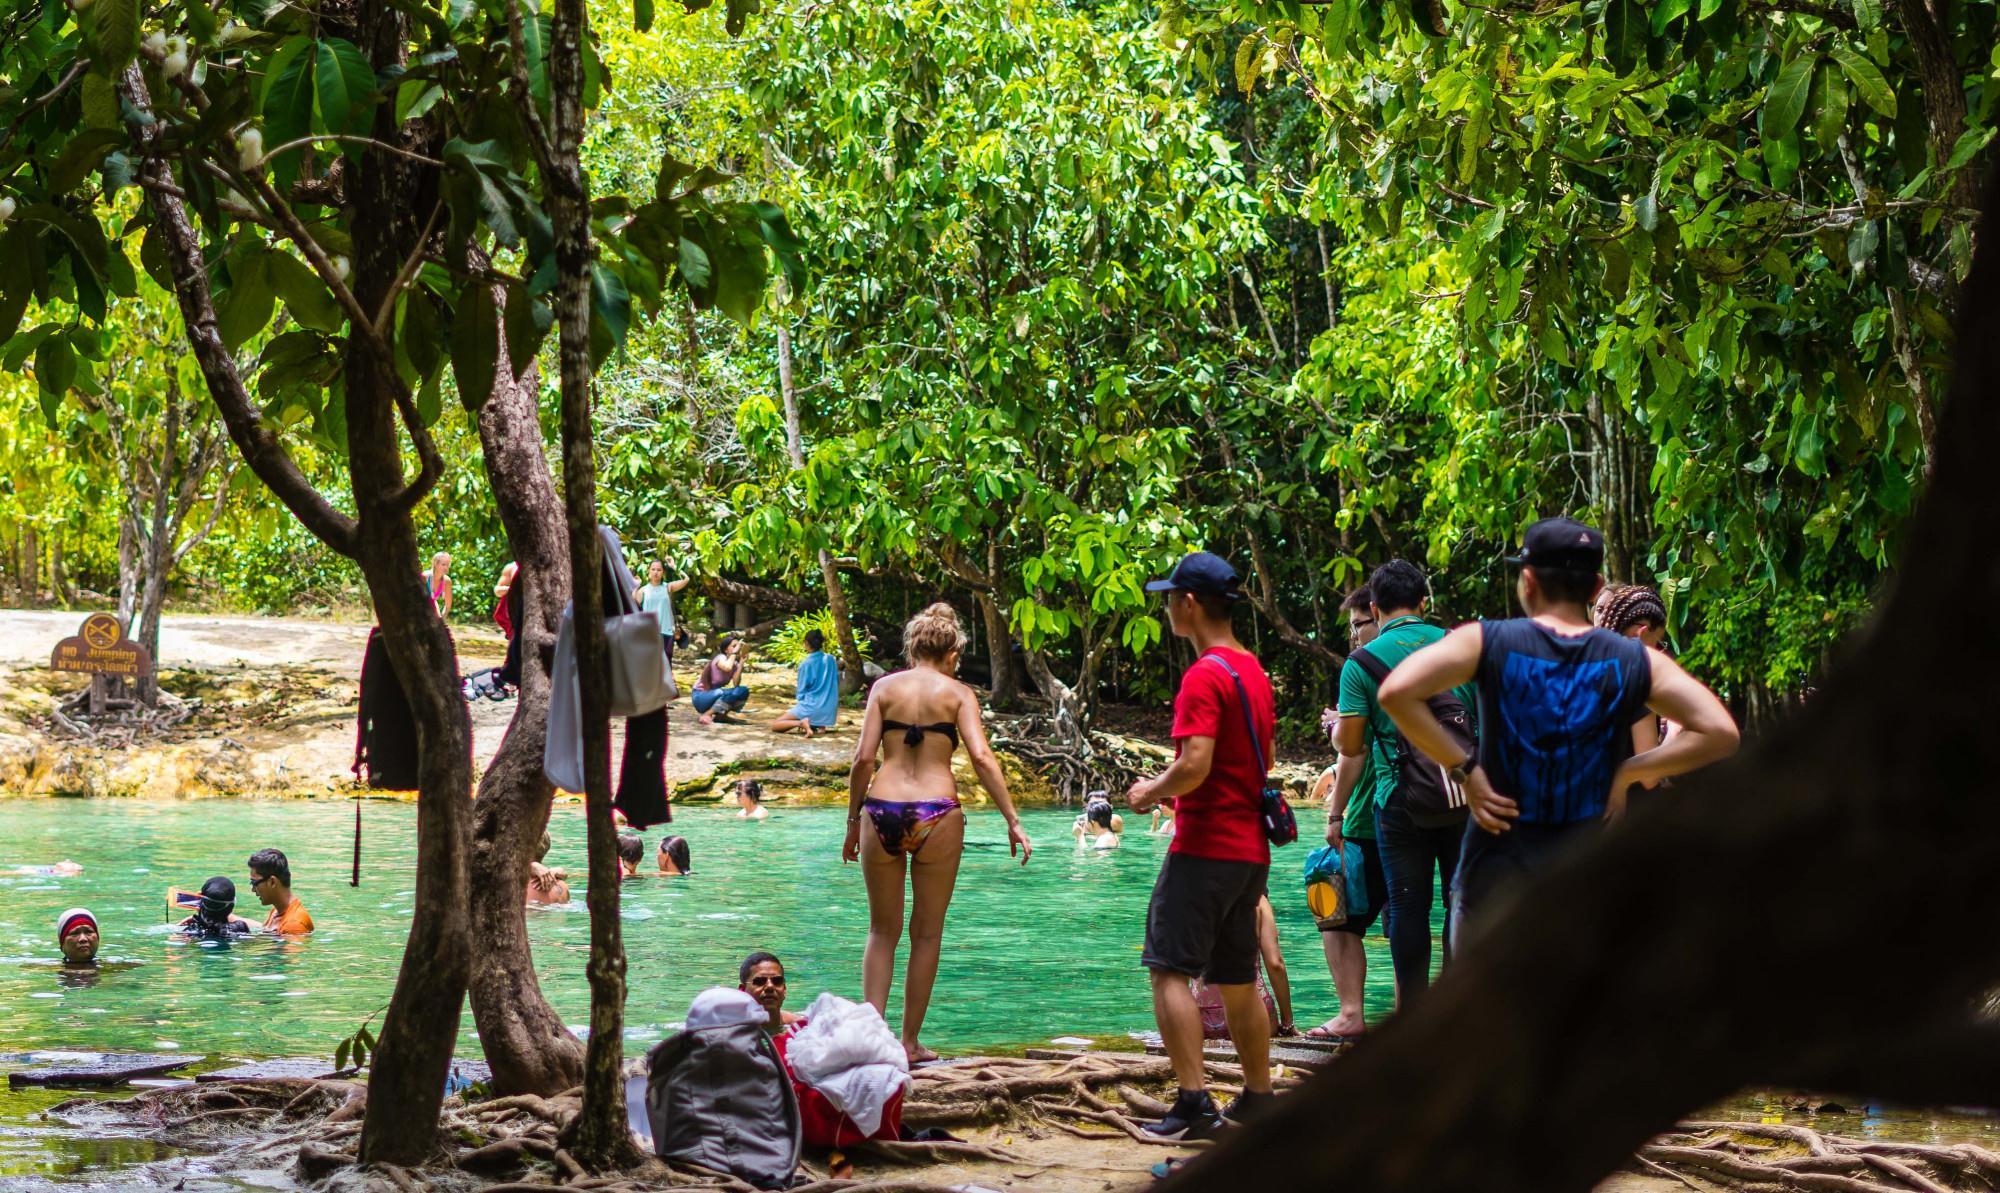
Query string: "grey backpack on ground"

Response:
xmin=645 ymin=1021 xmax=802 ymax=1189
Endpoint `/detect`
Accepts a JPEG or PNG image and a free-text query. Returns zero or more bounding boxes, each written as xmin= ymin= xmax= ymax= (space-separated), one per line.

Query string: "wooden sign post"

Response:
xmin=50 ymin=613 xmax=154 ymax=714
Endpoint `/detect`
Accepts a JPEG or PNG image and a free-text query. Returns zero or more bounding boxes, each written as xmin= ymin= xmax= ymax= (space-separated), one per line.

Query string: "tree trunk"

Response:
xmin=1896 ymin=0 xmax=1979 ymax=219
xmin=126 ymin=58 xmax=470 ymax=1163
xmin=542 ymin=0 xmax=636 ymax=1160
xmin=343 ymin=0 xmax=476 ymax=1161
xmin=21 ymin=526 xmax=37 ymax=603
xmin=1174 ymin=164 xmax=2000 ymax=1193
xmin=774 ymin=309 xmax=864 ymax=690
xmin=465 ymin=291 xmax=586 ymax=1098
xmin=976 ymin=591 xmax=1019 ymax=707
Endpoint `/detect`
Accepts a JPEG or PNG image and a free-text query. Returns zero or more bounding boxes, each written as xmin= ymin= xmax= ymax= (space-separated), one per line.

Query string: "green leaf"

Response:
xmin=451 ymin=283 xmax=499 ymax=413
xmin=1761 ymin=55 xmax=1815 ymax=139
xmin=216 ymin=253 xmax=276 ymax=349
xmin=677 ymin=236 xmax=712 ymax=287
xmin=1944 ymin=127 xmax=1993 ymax=171
xmin=335 ymin=1039 xmax=350 ymax=1071
xmin=635 ymin=0 xmax=654 ymax=33
xmin=49 ymin=129 xmax=127 ymax=195
xmin=1650 ymin=0 xmax=1691 ymax=34
xmin=1851 ymin=0 xmax=1882 ymax=29
xmin=1846 ymin=219 xmax=1879 ymax=272
xmin=1633 ymin=190 xmax=1659 ymax=232
xmin=1829 ymin=48 xmax=1894 ymax=118
xmin=1602 ymin=0 xmax=1645 ymax=76
xmin=503 ymin=284 xmax=552 ymax=379
xmin=266 ymin=251 xmax=345 ymax=333
xmin=314 ymin=39 xmax=379 ymax=138
xmin=263 ymin=40 xmax=317 ymax=186
xmin=0 ymin=229 xmax=33 ymax=345
xmin=396 ymin=81 xmax=445 ymax=124
xmin=589 ymin=264 xmax=632 ymax=364
xmin=416 ymin=363 xmax=443 ymax=427
xmin=403 ymin=288 xmax=443 ymax=378
xmin=89 ymin=0 xmax=141 ymax=73
xmin=34 ymin=334 xmax=76 ymax=400
xmin=80 ymin=75 xmax=121 ymax=129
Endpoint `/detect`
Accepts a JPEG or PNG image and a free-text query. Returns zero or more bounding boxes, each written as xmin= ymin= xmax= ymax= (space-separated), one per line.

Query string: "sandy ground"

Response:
xmin=0 ymin=608 xmax=956 ymax=801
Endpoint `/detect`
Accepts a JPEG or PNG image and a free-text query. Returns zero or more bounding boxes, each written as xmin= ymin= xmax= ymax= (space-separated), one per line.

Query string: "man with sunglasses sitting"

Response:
xmin=247 ymin=848 xmax=314 ymax=935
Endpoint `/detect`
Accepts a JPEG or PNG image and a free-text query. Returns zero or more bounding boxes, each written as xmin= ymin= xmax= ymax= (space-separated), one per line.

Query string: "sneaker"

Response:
xmin=1143 ymin=1091 xmax=1226 ymax=1140
xmin=1225 ymin=1089 xmax=1275 ymax=1125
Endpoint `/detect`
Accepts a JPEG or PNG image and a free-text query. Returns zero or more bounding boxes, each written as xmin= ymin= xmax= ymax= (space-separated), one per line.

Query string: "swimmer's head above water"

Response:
xmin=56 ymin=908 xmax=98 ymax=965
xmin=657 ymin=835 xmax=691 ymax=875
xmin=180 ymin=876 xmax=246 ymax=939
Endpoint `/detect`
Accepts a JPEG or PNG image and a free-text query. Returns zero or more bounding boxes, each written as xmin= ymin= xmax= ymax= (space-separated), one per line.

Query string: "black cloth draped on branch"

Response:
xmin=353 ymin=627 xmax=419 ymax=791
xmin=544 ymin=526 xmax=674 ymax=828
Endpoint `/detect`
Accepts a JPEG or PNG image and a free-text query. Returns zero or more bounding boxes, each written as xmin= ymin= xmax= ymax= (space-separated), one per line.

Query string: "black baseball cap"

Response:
xmin=1505 ymin=517 xmax=1605 ymax=572
xmin=1144 ymin=550 xmax=1245 ymax=600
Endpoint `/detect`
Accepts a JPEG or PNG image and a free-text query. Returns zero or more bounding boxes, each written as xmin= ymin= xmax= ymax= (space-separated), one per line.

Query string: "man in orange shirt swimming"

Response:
xmin=247 ymin=849 xmax=314 ymax=935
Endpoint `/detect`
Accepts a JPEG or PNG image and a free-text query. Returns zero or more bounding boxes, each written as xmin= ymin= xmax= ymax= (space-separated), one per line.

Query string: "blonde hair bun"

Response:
xmin=903 ymin=602 xmax=967 ymax=664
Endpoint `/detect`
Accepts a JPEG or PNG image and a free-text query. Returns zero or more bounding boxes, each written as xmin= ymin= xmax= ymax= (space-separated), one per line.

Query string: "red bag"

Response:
xmin=772 ymin=1024 xmax=904 ymax=1148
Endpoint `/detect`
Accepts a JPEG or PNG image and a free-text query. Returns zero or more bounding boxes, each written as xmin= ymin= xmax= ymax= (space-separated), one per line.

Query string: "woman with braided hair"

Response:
xmin=1596 ymin=584 xmax=1669 ymax=649
xmin=1596 ymin=584 xmax=1676 ymax=814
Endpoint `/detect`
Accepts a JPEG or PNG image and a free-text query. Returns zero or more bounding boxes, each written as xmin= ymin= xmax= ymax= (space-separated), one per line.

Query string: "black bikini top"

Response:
xmin=882 ymin=718 xmax=959 ymax=748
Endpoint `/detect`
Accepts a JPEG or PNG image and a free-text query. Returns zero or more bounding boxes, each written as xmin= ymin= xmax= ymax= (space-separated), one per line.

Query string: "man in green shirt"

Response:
xmin=1308 ymin=585 xmax=1386 ymax=1042
xmin=1335 ymin=559 xmax=1476 ymax=1007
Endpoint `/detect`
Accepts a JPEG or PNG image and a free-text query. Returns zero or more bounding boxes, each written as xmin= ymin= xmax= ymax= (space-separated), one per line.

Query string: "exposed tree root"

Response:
xmin=71 ymin=1056 xmax=1988 ymax=1191
xmin=1637 ymin=1122 xmax=2000 ymax=1192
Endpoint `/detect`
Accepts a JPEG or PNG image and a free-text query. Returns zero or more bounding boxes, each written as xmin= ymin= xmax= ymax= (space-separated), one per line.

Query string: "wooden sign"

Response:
xmin=50 ymin=613 xmax=152 ymax=679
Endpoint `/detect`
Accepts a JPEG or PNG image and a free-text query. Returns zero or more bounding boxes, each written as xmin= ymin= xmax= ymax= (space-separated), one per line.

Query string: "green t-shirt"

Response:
xmin=1337 ymin=615 xmax=1477 ymax=810
xmin=1337 ymin=755 xmax=1378 ymax=840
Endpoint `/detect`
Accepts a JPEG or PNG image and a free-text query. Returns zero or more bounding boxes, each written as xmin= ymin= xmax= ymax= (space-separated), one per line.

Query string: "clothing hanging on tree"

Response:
xmin=353 ymin=628 xmax=420 ymax=791
xmin=498 ymin=574 xmax=526 ymax=687
xmin=616 ymin=708 xmax=672 ymax=828
xmin=547 ymin=527 xmax=672 ymax=818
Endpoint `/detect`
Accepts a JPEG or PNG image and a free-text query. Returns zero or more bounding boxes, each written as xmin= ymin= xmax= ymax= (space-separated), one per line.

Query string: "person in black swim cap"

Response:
xmin=177 ymin=876 xmax=252 ymax=941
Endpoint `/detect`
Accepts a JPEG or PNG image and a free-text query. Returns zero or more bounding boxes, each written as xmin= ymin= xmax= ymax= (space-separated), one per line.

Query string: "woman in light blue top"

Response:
xmin=633 ymin=560 xmax=690 ymax=662
xmin=769 ymin=629 xmax=840 ymax=737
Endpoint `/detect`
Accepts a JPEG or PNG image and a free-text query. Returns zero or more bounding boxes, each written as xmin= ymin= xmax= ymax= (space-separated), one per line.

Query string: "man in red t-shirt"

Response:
xmin=1127 ymin=550 xmax=1276 ymax=1139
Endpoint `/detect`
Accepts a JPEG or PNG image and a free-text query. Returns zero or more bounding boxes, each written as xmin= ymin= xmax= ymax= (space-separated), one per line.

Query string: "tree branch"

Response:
xmin=120 ymin=66 xmax=359 ymax=558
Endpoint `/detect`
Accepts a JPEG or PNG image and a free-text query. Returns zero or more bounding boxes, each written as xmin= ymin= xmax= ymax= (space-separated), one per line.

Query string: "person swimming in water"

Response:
xmin=1073 ymin=794 xmax=1125 ymax=849
xmin=657 ymin=835 xmax=692 ymax=875
xmin=735 ymin=779 xmax=769 ymax=821
xmin=177 ymin=877 xmax=252 ymax=943
xmin=617 ymin=834 xmax=644 ymax=879
xmin=8 ymin=860 xmax=83 ymax=877
xmin=56 ymin=908 xmax=99 ymax=968
xmin=527 ymin=833 xmax=570 ymax=905
xmin=843 ymin=602 xmax=1032 ymax=1064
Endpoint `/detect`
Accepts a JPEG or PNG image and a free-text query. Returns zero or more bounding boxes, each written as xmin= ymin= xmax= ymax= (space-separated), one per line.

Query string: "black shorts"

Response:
xmin=1141 ymin=852 xmax=1269 ymax=986
xmin=1321 ymin=835 xmax=1387 ymax=937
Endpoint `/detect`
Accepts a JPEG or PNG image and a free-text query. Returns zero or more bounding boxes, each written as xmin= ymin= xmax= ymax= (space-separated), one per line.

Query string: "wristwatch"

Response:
xmin=1446 ymin=755 xmax=1476 ymax=786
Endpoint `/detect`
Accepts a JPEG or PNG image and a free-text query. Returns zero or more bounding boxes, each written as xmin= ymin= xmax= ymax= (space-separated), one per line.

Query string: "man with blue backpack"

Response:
xmin=1378 ymin=517 xmax=1740 ymax=949
xmin=1335 ymin=559 xmax=1479 ymax=1007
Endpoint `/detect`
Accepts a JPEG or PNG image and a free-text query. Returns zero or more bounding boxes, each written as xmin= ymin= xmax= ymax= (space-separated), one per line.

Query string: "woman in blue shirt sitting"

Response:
xmin=769 ymin=629 xmax=840 ymax=738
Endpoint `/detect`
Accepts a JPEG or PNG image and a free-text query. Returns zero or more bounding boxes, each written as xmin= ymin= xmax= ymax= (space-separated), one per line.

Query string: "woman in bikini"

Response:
xmin=843 ymin=602 xmax=1032 ymax=1064
xmin=424 ymin=552 xmax=454 ymax=619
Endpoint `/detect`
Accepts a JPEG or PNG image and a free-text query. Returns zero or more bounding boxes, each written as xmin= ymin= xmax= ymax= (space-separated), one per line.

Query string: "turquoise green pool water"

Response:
xmin=0 ymin=798 xmax=1994 ymax=1188
xmin=0 ymin=799 xmax=1391 ymax=1066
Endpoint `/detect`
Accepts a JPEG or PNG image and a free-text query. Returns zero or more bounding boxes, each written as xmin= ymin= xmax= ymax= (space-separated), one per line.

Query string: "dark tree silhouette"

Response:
xmin=1175 ymin=166 xmax=2000 ymax=1193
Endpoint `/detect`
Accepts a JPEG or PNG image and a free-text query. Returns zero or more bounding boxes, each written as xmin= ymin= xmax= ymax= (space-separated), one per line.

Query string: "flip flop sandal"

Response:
xmin=1303 ymin=1026 xmax=1357 ymax=1043
xmin=1151 ymin=1158 xmax=1190 ymax=1181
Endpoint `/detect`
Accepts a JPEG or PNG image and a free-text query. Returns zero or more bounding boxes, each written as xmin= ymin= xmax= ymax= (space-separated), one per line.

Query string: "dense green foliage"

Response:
xmin=5 ymin=0 xmax=1984 ymax=730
